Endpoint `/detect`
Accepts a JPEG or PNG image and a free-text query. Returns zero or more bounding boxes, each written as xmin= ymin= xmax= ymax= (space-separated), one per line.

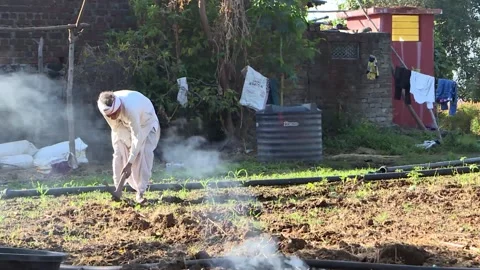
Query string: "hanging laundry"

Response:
xmin=435 ymin=79 xmax=458 ymax=115
xmin=409 ymin=71 xmax=435 ymax=109
xmin=394 ymin=66 xmax=412 ymax=104
xmin=366 ymin=55 xmax=379 ymax=80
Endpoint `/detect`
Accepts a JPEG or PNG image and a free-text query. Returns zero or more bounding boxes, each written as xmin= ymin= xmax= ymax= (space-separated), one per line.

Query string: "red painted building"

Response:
xmin=337 ymin=7 xmax=442 ymax=128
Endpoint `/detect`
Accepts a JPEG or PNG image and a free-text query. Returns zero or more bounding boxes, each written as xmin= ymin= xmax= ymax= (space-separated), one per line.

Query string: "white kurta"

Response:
xmin=102 ymin=90 xmax=160 ymax=194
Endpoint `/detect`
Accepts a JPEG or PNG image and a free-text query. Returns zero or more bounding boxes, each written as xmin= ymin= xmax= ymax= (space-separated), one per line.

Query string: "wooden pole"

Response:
xmin=67 ymin=29 xmax=78 ymax=169
xmin=75 ymin=0 xmax=87 ymax=27
xmin=429 ymin=107 xmax=442 ymax=142
xmin=37 ymin=37 xmax=44 ymax=73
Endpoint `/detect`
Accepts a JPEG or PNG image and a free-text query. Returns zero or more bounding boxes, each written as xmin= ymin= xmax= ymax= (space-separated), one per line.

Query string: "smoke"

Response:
xmin=0 ymin=71 xmax=65 ymax=145
xmin=160 ymin=118 xmax=228 ymax=178
xmin=225 ymin=236 xmax=309 ymax=270
xmin=0 ymin=71 xmax=111 ymax=162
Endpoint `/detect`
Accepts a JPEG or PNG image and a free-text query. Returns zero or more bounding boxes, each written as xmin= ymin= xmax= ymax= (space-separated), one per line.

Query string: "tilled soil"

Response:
xmin=1 ymin=176 xmax=480 ymax=268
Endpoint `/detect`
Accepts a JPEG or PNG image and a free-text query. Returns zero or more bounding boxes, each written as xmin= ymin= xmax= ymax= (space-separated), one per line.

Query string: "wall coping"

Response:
xmin=336 ymin=7 xmax=442 ymax=19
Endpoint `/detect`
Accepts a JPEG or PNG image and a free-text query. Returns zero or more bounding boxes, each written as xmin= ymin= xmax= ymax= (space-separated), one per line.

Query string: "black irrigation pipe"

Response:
xmin=1 ymin=165 xmax=479 ymax=200
xmin=57 ymin=257 xmax=480 ymax=270
xmin=377 ymin=156 xmax=480 ymax=173
xmin=0 ymin=175 xmax=354 ymax=199
xmin=187 ymin=257 xmax=480 ymax=270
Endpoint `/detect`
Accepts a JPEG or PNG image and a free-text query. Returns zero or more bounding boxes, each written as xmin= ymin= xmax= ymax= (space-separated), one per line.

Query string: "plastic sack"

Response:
xmin=177 ymin=77 xmax=189 ymax=107
xmin=239 ymin=66 xmax=269 ymax=111
xmin=0 ymin=154 xmax=34 ymax=169
xmin=0 ymin=140 xmax=38 ymax=158
xmin=33 ymin=137 xmax=89 ymax=173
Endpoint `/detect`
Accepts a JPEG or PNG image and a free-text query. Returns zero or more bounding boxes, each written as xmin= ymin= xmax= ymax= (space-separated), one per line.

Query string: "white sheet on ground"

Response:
xmin=33 ymin=137 xmax=89 ymax=174
xmin=0 ymin=154 xmax=34 ymax=169
xmin=0 ymin=140 xmax=38 ymax=158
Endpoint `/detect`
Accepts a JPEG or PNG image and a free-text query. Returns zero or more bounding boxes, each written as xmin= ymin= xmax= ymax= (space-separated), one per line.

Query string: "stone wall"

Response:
xmin=286 ymin=31 xmax=393 ymax=127
xmin=0 ymin=0 xmax=134 ymax=65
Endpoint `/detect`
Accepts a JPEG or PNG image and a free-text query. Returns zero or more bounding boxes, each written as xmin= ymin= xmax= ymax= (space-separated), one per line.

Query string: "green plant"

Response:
xmin=374 ymin=211 xmax=390 ymax=225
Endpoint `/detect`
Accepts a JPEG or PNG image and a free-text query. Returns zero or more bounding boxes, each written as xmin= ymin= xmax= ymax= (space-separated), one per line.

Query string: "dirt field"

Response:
xmin=1 ymin=172 xmax=480 ymax=268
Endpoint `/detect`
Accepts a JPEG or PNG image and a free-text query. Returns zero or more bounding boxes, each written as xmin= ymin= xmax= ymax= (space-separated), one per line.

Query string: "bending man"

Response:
xmin=97 ymin=90 xmax=160 ymax=203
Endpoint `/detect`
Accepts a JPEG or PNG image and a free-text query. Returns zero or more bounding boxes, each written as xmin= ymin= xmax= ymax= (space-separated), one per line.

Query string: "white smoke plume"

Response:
xmin=0 ymin=71 xmax=66 ymax=145
xmin=225 ymin=236 xmax=309 ymax=270
xmin=160 ymin=118 xmax=228 ymax=178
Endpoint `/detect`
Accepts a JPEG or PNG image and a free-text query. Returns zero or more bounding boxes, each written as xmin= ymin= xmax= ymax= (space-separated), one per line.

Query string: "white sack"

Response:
xmin=0 ymin=154 xmax=34 ymax=170
xmin=0 ymin=140 xmax=38 ymax=158
xmin=177 ymin=77 xmax=189 ymax=107
xmin=33 ymin=137 xmax=89 ymax=173
xmin=239 ymin=66 xmax=269 ymax=111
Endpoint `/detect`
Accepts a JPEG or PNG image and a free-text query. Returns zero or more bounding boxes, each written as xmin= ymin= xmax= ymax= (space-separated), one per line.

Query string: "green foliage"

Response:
xmin=105 ymin=0 xmax=318 ymax=137
xmin=106 ymin=0 xmax=225 ymax=121
xmin=433 ymin=27 xmax=455 ymax=80
xmin=246 ymin=0 xmax=319 ymax=82
xmin=338 ymin=0 xmax=427 ymax=10
xmin=439 ymin=102 xmax=480 ymax=135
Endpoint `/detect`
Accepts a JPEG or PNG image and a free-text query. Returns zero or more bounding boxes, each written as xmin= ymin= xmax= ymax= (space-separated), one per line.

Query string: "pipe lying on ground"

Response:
xmin=0 ymin=175 xmax=358 ymax=199
xmin=58 ymin=257 xmax=480 ymax=270
xmin=365 ymin=166 xmax=477 ymax=181
xmin=2 ymin=166 xmax=479 ymax=199
xmin=60 ymin=264 xmax=157 ymax=270
xmin=377 ymin=156 xmax=480 ymax=173
xmin=187 ymin=257 xmax=480 ymax=270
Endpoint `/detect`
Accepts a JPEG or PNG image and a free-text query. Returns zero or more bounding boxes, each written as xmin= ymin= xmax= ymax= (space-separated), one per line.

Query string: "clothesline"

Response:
xmin=394 ymin=66 xmax=458 ymax=116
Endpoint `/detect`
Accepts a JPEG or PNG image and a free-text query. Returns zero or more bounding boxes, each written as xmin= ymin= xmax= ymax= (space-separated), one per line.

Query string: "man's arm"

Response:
xmin=126 ymin=111 xmax=144 ymax=164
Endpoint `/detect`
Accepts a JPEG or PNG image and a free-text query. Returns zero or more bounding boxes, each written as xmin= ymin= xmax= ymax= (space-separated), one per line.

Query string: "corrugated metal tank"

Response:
xmin=255 ymin=103 xmax=322 ymax=162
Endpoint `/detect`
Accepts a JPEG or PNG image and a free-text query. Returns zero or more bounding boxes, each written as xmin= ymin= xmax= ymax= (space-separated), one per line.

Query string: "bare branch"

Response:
xmin=0 ymin=23 xmax=90 ymax=32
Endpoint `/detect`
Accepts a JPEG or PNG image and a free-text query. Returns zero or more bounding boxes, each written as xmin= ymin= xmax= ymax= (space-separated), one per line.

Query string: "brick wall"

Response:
xmin=0 ymin=0 xmax=134 ymax=161
xmin=286 ymin=31 xmax=393 ymax=127
xmin=0 ymin=0 xmax=134 ymax=65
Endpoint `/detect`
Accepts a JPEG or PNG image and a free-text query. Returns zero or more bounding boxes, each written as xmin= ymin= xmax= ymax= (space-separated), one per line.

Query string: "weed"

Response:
xmin=374 ymin=212 xmax=389 ymax=225
xmin=355 ymin=182 xmax=373 ymax=200
xmin=33 ymin=181 xmax=49 ymax=197
xmin=402 ymin=202 xmax=414 ymax=212
xmin=407 ymin=169 xmax=423 ymax=186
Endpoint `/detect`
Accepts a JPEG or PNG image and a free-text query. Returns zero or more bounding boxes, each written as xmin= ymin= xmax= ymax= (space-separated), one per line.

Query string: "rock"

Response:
xmin=286 ymin=238 xmax=307 ymax=251
xmin=378 ymin=244 xmax=430 ymax=265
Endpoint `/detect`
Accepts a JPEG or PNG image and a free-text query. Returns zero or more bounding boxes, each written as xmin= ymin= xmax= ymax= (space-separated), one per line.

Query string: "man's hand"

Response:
xmin=121 ymin=162 xmax=133 ymax=178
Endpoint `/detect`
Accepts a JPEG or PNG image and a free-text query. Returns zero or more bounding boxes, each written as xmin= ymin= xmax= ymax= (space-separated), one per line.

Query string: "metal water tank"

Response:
xmin=255 ymin=103 xmax=322 ymax=162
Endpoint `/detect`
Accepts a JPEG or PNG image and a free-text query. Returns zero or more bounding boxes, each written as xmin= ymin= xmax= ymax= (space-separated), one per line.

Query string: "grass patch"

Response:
xmin=324 ymin=121 xmax=480 ymax=156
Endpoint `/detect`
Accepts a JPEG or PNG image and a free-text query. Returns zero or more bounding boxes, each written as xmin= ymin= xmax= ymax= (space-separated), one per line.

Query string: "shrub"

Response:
xmin=439 ymin=102 xmax=480 ymax=135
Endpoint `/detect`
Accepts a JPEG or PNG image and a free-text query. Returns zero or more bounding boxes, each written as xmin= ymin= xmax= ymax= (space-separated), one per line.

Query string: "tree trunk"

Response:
xmin=198 ymin=0 xmax=237 ymax=138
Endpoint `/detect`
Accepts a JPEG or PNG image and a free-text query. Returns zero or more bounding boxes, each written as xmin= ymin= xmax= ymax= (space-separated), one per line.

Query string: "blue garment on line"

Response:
xmin=435 ymin=79 xmax=458 ymax=116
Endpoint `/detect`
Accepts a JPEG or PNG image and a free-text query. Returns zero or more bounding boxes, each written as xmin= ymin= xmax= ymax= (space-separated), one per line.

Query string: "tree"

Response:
xmin=104 ymin=0 xmax=318 ymax=142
